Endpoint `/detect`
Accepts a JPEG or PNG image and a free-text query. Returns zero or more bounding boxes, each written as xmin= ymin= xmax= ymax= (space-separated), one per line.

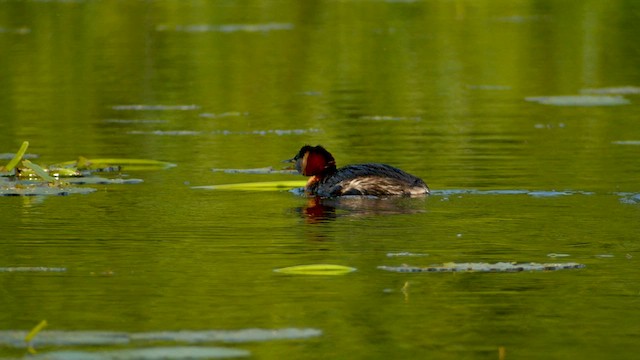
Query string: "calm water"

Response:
xmin=1 ymin=0 xmax=640 ymax=359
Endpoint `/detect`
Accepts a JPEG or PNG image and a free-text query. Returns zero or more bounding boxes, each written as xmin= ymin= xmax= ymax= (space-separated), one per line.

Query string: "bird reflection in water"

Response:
xmin=295 ymin=191 xmax=427 ymax=223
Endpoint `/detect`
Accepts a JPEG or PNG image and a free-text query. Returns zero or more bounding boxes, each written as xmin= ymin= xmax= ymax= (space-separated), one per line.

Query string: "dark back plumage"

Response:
xmin=309 ymin=163 xmax=429 ymax=197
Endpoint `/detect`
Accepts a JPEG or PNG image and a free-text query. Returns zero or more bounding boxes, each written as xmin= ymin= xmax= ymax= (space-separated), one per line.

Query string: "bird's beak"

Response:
xmin=282 ymin=157 xmax=296 ymax=163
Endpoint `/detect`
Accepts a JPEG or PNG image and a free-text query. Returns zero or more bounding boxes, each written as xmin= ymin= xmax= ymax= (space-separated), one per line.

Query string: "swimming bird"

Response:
xmin=287 ymin=145 xmax=429 ymax=197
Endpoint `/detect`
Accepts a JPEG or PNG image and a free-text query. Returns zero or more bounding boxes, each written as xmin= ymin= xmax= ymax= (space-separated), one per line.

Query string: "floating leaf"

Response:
xmin=27 ymin=346 xmax=250 ymax=360
xmin=54 ymin=158 xmax=176 ymax=171
xmin=130 ymin=328 xmax=322 ymax=343
xmin=618 ymin=193 xmax=640 ymax=204
xmin=0 ymin=185 xmax=97 ymax=196
xmin=66 ymin=177 xmax=144 ymax=185
xmin=525 ymin=95 xmax=630 ymax=106
xmin=0 ymin=330 xmax=130 ymax=348
xmin=274 ymin=264 xmax=357 ymax=275
xmin=378 ymin=262 xmax=585 ymax=273
xmin=386 ymin=252 xmax=428 ymax=257
xmin=0 ymin=328 xmax=321 ymax=347
xmin=580 ymin=86 xmax=640 ymax=95
xmin=193 ymin=180 xmax=306 ymax=191
xmin=17 ymin=166 xmax=81 ymax=179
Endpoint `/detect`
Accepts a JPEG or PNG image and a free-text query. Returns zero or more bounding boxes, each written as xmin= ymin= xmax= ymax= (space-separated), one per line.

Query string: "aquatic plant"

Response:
xmin=22 ymin=160 xmax=57 ymax=183
xmin=25 ymin=320 xmax=47 ymax=354
xmin=0 ymin=140 xmax=29 ymax=173
xmin=1 ymin=141 xmax=173 ymax=196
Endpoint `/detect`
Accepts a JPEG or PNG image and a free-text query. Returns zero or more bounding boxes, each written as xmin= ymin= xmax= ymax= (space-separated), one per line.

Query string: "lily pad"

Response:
xmin=525 ymin=95 xmax=630 ymax=106
xmin=378 ymin=262 xmax=585 ymax=273
xmin=274 ymin=264 xmax=357 ymax=275
xmin=192 ymin=180 xmax=306 ymax=191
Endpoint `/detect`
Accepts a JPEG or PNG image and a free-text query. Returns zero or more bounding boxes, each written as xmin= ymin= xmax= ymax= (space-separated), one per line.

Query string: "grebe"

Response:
xmin=287 ymin=145 xmax=429 ymax=197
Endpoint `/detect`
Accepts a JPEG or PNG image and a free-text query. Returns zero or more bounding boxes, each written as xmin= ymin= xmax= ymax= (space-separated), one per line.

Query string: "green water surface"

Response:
xmin=1 ymin=1 xmax=640 ymax=359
